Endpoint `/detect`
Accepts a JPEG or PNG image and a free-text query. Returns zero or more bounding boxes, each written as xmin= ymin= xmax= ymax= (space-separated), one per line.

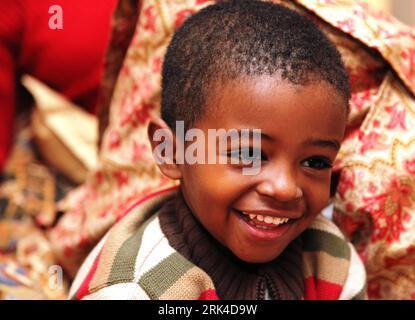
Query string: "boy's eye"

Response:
xmin=227 ymin=147 xmax=267 ymax=162
xmin=301 ymin=156 xmax=332 ymax=170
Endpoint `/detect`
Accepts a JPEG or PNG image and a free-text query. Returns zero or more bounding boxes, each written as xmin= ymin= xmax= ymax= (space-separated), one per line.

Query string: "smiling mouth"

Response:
xmin=235 ymin=209 xmax=292 ymax=230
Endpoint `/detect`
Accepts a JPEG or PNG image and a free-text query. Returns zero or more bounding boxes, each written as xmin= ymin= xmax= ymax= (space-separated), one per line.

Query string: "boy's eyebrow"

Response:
xmin=232 ymin=130 xmax=340 ymax=150
xmin=234 ymin=129 xmax=273 ymax=140
xmin=303 ymin=138 xmax=341 ymax=151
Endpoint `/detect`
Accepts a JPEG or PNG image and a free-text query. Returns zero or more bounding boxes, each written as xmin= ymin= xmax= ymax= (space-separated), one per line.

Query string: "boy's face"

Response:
xmin=156 ymin=75 xmax=347 ymax=263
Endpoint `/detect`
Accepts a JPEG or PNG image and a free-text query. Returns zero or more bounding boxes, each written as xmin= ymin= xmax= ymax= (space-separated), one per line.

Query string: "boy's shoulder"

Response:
xmin=303 ymin=213 xmax=349 ymax=254
xmin=302 ymin=214 xmax=367 ymax=300
xmin=69 ymin=187 xmax=216 ymax=300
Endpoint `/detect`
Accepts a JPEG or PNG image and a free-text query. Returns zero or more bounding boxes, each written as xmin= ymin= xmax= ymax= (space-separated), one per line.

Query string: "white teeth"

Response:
xmin=269 ymin=216 xmax=290 ymax=226
xmin=264 ymin=216 xmax=273 ymax=224
xmin=239 ymin=210 xmax=290 ymax=226
xmin=272 ymin=217 xmax=288 ymax=225
xmin=273 ymin=217 xmax=282 ymax=224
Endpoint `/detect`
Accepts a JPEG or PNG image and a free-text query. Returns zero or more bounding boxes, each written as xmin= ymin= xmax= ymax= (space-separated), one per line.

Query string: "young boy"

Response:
xmin=69 ymin=0 xmax=366 ymax=300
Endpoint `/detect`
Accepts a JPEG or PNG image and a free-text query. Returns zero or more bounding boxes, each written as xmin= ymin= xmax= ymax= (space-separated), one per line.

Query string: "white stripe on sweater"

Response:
xmin=339 ymin=243 xmax=367 ymax=300
xmin=82 ymin=282 xmax=150 ymax=300
xmin=133 ymin=216 xmax=176 ymax=282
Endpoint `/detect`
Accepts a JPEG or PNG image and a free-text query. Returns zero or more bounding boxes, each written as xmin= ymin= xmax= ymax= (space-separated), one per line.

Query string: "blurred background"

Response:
xmin=362 ymin=0 xmax=415 ymax=25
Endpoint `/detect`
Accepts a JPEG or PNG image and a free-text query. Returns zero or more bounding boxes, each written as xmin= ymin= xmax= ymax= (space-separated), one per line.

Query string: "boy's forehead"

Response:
xmin=194 ymin=75 xmax=347 ymax=141
xmin=205 ymin=75 xmax=346 ymax=116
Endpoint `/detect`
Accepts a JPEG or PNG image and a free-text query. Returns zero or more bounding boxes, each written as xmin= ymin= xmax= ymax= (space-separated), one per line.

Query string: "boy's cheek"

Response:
xmin=183 ymin=163 xmax=244 ymax=191
xmin=306 ymin=185 xmax=331 ymax=217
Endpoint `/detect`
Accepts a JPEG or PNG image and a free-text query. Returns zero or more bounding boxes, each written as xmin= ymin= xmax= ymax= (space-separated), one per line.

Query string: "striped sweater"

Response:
xmin=69 ymin=187 xmax=367 ymax=300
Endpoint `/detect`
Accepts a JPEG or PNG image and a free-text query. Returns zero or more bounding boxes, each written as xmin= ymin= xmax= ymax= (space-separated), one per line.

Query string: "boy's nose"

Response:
xmin=255 ymin=165 xmax=301 ymax=202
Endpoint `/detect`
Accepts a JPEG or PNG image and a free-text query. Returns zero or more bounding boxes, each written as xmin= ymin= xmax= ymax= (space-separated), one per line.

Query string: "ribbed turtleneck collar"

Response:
xmin=158 ymin=190 xmax=304 ymax=300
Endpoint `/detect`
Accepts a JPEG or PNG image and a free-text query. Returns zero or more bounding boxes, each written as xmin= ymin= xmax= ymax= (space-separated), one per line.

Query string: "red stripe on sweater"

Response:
xmin=303 ymin=276 xmax=343 ymax=300
xmin=198 ymin=289 xmax=220 ymax=300
xmin=75 ymin=250 xmax=102 ymax=300
xmin=116 ymin=186 xmax=180 ymax=222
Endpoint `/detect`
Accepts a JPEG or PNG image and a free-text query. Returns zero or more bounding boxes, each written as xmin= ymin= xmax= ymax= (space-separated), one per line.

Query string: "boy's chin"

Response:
xmin=231 ymin=247 xmax=285 ymax=264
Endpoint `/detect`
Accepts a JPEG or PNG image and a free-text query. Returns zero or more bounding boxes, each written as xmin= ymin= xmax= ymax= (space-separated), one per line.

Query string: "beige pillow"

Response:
xmin=21 ymin=75 xmax=98 ymax=184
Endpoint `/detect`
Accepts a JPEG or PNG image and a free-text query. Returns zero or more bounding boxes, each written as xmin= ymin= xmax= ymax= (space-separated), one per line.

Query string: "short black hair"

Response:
xmin=161 ymin=0 xmax=350 ymax=130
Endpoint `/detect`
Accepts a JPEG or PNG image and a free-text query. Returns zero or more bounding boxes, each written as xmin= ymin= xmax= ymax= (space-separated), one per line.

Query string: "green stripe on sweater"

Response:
xmin=301 ymin=228 xmax=350 ymax=260
xmin=138 ymin=252 xmax=194 ymax=299
xmin=107 ymin=214 xmax=158 ymax=285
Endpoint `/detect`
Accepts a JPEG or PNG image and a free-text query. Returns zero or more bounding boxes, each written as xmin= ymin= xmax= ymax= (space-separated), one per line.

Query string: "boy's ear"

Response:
xmin=147 ymin=117 xmax=182 ymax=180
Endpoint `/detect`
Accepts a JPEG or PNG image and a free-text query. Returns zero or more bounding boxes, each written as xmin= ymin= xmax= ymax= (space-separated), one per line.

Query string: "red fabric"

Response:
xmin=198 ymin=289 xmax=220 ymax=300
xmin=303 ymin=276 xmax=343 ymax=300
xmin=0 ymin=0 xmax=117 ymax=169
